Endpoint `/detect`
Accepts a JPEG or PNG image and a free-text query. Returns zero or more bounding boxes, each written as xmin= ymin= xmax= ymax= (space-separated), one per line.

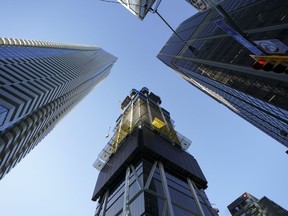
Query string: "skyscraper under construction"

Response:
xmin=0 ymin=37 xmax=117 ymax=179
xmin=92 ymin=87 xmax=217 ymax=216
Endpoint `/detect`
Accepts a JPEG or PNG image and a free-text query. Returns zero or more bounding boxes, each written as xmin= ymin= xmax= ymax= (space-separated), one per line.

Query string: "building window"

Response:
xmin=0 ymin=105 xmax=8 ymax=126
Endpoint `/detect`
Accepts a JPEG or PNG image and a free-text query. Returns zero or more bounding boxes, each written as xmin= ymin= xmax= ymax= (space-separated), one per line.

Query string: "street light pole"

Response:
xmin=153 ymin=10 xmax=199 ymax=56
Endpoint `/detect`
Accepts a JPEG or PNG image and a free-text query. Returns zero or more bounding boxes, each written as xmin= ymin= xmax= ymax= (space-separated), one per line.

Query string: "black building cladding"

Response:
xmin=228 ymin=192 xmax=288 ymax=216
xmin=0 ymin=37 xmax=116 ymax=179
xmin=92 ymin=88 xmax=217 ymax=216
xmin=92 ymin=127 xmax=207 ymax=200
xmin=157 ymin=0 xmax=288 ymax=148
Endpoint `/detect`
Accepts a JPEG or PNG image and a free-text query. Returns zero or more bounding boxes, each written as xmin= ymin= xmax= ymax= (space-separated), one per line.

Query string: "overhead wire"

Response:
xmin=98 ymin=0 xmax=120 ymax=4
xmin=97 ymin=0 xmax=146 ymax=7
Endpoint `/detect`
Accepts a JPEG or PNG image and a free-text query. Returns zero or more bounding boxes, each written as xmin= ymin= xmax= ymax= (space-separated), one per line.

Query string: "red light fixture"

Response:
xmin=251 ymin=58 xmax=287 ymax=73
xmin=258 ymin=60 xmax=266 ymax=65
xmin=252 ymin=60 xmax=266 ymax=70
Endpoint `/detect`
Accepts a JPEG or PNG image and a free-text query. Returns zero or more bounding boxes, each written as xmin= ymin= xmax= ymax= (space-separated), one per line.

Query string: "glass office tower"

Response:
xmin=228 ymin=192 xmax=288 ymax=216
xmin=92 ymin=87 xmax=218 ymax=216
xmin=157 ymin=0 xmax=288 ymax=148
xmin=0 ymin=37 xmax=117 ymax=179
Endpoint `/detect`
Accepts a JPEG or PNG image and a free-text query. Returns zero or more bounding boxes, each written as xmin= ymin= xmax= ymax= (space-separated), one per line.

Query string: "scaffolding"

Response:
xmin=93 ymin=88 xmax=192 ymax=171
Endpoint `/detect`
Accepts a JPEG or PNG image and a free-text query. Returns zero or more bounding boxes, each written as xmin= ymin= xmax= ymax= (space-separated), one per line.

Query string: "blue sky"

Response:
xmin=0 ymin=0 xmax=287 ymax=215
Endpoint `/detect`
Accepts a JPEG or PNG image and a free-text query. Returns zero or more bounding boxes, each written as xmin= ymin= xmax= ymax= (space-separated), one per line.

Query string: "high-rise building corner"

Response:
xmin=157 ymin=0 xmax=288 ymax=149
xmin=0 ymin=37 xmax=117 ymax=179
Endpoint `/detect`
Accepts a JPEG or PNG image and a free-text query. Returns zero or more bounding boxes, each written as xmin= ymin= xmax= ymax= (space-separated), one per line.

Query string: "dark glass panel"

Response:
xmin=159 ymin=43 xmax=184 ymax=56
xmin=148 ymin=178 xmax=164 ymax=196
xmin=169 ymin=186 xmax=198 ymax=212
xmin=144 ymin=193 xmax=164 ymax=216
xmin=172 ymin=204 xmax=194 ymax=216
xmin=176 ymin=12 xmax=209 ymax=33
xmin=129 ymin=180 xmax=141 ymax=201
xmin=129 ymin=193 xmax=145 ymax=216
xmin=105 ymin=193 xmax=124 ymax=216
xmin=201 ymin=204 xmax=213 ymax=216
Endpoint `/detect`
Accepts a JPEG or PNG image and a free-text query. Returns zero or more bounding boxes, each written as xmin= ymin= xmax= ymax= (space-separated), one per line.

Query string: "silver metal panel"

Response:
xmin=104 ymin=144 xmax=114 ymax=154
xmin=93 ymin=159 xmax=105 ymax=171
xmin=99 ymin=150 xmax=111 ymax=162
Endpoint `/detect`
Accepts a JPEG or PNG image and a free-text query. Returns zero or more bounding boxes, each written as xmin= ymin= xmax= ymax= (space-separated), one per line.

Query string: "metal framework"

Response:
xmin=95 ymin=160 xmax=216 ymax=216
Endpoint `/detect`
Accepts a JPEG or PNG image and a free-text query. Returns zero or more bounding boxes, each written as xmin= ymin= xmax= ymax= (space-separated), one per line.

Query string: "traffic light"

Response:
xmin=251 ymin=55 xmax=288 ymax=73
xmin=252 ymin=60 xmax=266 ymax=70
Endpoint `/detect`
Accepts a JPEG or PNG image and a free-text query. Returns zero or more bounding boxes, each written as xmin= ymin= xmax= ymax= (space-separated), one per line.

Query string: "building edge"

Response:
xmin=0 ymin=37 xmax=99 ymax=51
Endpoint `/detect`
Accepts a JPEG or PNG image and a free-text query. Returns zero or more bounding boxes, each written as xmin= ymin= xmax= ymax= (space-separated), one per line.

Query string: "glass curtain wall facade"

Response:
xmin=92 ymin=88 xmax=217 ymax=216
xmin=157 ymin=0 xmax=288 ymax=148
xmin=95 ymin=159 xmax=214 ymax=216
xmin=0 ymin=37 xmax=117 ymax=179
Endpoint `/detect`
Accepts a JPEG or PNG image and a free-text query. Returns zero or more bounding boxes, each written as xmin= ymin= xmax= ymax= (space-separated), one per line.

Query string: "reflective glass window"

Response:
xmin=172 ymin=204 xmax=194 ymax=216
xmin=129 ymin=193 xmax=145 ymax=216
xmin=0 ymin=105 xmax=8 ymax=125
xmin=145 ymin=193 xmax=164 ymax=216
